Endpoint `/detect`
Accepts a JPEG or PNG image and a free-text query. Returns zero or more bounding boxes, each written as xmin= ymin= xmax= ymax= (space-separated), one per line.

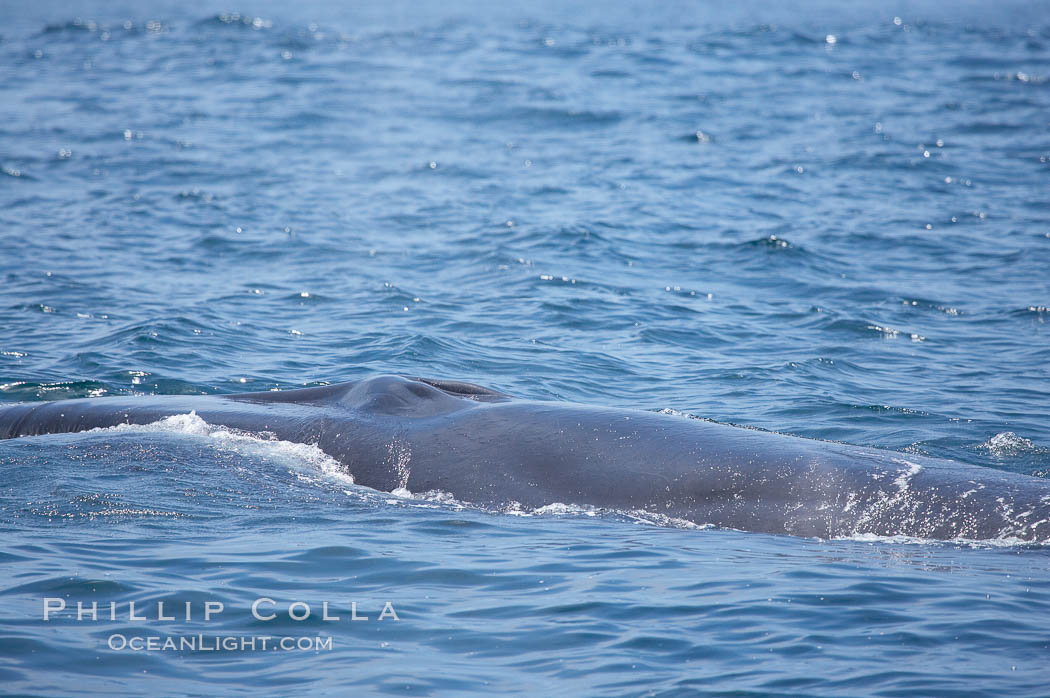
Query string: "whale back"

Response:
xmin=2 ymin=375 xmax=1049 ymax=542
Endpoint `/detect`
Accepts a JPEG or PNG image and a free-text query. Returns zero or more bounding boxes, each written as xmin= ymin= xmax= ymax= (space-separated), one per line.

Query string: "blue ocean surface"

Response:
xmin=2 ymin=0 xmax=1050 ymax=694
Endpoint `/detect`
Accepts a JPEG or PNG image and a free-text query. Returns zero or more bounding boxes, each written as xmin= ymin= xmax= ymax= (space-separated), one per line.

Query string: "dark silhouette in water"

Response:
xmin=2 ymin=375 xmax=1048 ymax=542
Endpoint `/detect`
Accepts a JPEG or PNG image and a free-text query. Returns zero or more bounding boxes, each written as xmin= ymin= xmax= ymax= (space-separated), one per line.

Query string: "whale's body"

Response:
xmin=2 ymin=375 xmax=1048 ymax=542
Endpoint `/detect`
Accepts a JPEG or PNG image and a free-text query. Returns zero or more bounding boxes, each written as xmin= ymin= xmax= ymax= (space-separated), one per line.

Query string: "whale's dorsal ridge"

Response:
xmin=410 ymin=376 xmax=511 ymax=401
xmin=342 ymin=375 xmax=510 ymax=417
xmin=225 ymin=375 xmax=511 ymax=412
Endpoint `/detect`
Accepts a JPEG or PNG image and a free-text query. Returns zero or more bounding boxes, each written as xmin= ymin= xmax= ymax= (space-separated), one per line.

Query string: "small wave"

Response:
xmin=496 ymin=106 xmax=624 ymax=129
xmin=30 ymin=506 xmax=184 ymax=520
xmin=823 ymin=319 xmax=926 ymax=341
xmin=37 ymin=18 xmax=168 ymax=38
xmin=899 ymin=297 xmax=960 ymax=316
xmin=746 ymin=235 xmax=792 ymax=249
xmin=680 ymin=130 xmax=713 ymax=144
xmin=0 ymin=380 xmax=114 ymax=400
xmin=39 ymin=18 xmax=100 ymax=34
xmin=200 ymin=12 xmax=273 ymax=30
xmin=992 ymin=71 xmax=1048 ymax=85
xmin=2 ymin=165 xmax=31 ymax=179
xmin=865 ymin=324 xmax=925 ymax=341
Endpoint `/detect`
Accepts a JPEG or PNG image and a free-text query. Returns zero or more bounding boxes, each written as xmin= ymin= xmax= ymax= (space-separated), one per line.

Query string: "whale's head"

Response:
xmin=341 ymin=375 xmax=509 ymax=417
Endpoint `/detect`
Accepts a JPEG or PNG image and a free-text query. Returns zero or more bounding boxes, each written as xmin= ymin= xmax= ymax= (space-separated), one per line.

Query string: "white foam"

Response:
xmin=533 ymin=502 xmax=601 ymax=516
xmin=501 ymin=501 xmax=712 ymax=531
xmin=980 ymin=431 xmax=1038 ymax=457
xmin=89 ymin=412 xmax=353 ymax=485
xmin=832 ymin=532 xmax=1043 ymax=548
xmin=624 ymin=510 xmax=713 ymax=530
xmin=891 ymin=458 xmax=923 ymax=490
xmin=383 ymin=488 xmax=472 ymax=512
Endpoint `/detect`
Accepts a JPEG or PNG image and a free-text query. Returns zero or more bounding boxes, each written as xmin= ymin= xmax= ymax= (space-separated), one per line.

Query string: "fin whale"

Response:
xmin=1 ymin=374 xmax=1048 ymax=542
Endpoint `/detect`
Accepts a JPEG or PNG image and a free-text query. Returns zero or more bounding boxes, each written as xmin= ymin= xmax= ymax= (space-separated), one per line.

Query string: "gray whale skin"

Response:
xmin=2 ymin=374 xmax=1048 ymax=542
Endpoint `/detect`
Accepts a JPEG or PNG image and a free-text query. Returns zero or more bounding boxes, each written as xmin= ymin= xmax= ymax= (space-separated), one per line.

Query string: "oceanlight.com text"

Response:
xmin=107 ymin=634 xmax=334 ymax=652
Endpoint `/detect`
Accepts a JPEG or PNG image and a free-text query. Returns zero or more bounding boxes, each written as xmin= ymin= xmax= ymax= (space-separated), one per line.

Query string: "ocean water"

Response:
xmin=2 ymin=0 xmax=1050 ymax=694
